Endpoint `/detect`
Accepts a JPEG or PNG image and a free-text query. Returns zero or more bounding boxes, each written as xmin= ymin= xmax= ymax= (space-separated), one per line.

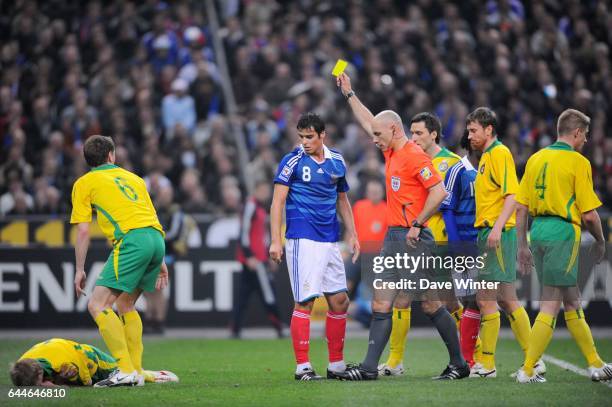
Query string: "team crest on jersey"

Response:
xmin=479 ymin=164 xmax=485 ymax=174
xmin=419 ymin=167 xmax=432 ymax=181
xmin=391 ymin=176 xmax=401 ymax=191
xmin=279 ymin=165 xmax=292 ymax=181
xmin=438 ymin=160 xmax=449 ymax=172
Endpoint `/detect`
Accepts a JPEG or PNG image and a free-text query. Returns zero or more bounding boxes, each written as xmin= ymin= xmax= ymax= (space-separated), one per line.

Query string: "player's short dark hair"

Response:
xmin=83 ymin=135 xmax=115 ymax=167
xmin=10 ymin=359 xmax=42 ymax=386
xmin=466 ymin=107 xmax=497 ymax=136
xmin=410 ymin=112 xmax=442 ymax=144
xmin=297 ymin=112 xmax=325 ymax=136
xmin=557 ymin=109 xmax=590 ymax=137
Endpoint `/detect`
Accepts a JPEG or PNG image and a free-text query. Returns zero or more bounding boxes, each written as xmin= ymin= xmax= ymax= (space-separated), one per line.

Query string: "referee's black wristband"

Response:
xmin=345 ymin=90 xmax=355 ymax=100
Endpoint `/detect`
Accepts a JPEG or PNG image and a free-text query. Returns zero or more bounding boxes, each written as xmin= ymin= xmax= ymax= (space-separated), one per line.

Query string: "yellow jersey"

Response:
xmin=70 ymin=164 xmax=164 ymax=244
xmin=516 ymin=141 xmax=601 ymax=225
xmin=429 ymin=147 xmax=461 ymax=241
xmin=474 ymin=140 xmax=519 ymax=228
xmin=19 ymin=338 xmax=117 ymax=385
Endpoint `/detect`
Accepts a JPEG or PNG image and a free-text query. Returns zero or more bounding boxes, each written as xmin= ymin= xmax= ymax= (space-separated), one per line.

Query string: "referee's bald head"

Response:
xmin=374 ymin=110 xmax=403 ymax=127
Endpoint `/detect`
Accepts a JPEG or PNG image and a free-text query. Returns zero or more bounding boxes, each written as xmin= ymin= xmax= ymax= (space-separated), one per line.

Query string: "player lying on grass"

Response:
xmin=10 ymin=338 xmax=178 ymax=386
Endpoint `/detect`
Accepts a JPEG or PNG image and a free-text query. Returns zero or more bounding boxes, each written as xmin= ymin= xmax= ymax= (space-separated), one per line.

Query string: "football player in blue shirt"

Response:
xmin=440 ymin=131 xmax=481 ymax=367
xmin=270 ymin=112 xmax=360 ymax=381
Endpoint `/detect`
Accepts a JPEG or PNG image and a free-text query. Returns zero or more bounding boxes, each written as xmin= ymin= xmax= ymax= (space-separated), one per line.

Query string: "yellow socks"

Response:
xmin=565 ymin=309 xmax=604 ymax=368
xmin=121 ymin=310 xmax=144 ymax=374
xmin=479 ymin=311 xmax=500 ymax=370
xmin=452 ymin=305 xmax=464 ymax=331
xmin=473 ymin=337 xmax=483 ymax=363
xmin=508 ymin=307 xmax=531 ymax=357
xmin=524 ymin=312 xmax=555 ymax=376
xmin=385 ymin=308 xmax=411 ymax=368
xmin=95 ymin=308 xmax=135 ymax=373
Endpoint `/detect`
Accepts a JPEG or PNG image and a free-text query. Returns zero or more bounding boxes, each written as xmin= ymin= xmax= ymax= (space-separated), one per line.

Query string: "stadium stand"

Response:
xmin=0 ymin=0 xmax=610 ymax=216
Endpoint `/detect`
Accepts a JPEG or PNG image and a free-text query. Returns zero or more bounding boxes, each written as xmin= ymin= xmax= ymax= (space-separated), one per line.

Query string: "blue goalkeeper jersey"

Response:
xmin=274 ymin=145 xmax=349 ymax=242
xmin=440 ymin=156 xmax=478 ymax=242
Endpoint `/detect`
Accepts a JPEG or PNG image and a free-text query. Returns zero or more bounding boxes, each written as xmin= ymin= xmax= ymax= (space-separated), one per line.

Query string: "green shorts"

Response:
xmin=531 ymin=216 xmax=580 ymax=287
xmin=478 ymin=227 xmax=517 ymax=283
xmin=97 ymin=227 xmax=165 ymax=293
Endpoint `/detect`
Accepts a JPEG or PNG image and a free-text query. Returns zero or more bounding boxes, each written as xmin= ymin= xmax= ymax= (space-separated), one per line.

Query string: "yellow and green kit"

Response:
xmin=475 ymin=140 xmax=519 ymax=282
xmin=19 ymin=338 xmax=117 ymax=385
xmin=70 ymin=163 xmax=165 ymax=293
xmin=516 ymin=141 xmax=601 ymax=286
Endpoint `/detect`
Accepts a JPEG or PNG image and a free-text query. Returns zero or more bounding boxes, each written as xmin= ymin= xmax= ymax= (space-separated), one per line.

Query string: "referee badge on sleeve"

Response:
xmin=391 ymin=176 xmax=401 ymax=191
xmin=419 ymin=167 xmax=433 ymax=181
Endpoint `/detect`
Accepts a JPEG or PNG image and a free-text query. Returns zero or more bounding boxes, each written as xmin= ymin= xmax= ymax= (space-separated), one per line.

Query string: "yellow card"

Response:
xmin=332 ymin=59 xmax=348 ymax=77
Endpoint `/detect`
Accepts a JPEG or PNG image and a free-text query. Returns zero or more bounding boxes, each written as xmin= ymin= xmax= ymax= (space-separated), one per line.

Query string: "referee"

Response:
xmin=335 ymin=73 xmax=469 ymax=380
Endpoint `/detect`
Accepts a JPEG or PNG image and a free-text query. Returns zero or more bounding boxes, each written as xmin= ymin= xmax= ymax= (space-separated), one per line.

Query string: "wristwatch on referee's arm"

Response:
xmin=345 ymin=90 xmax=355 ymax=100
xmin=411 ymin=220 xmax=423 ymax=232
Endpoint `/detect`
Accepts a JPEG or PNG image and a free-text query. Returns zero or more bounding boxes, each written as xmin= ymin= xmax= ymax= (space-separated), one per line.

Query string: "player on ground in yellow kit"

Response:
xmin=9 ymin=338 xmax=178 ymax=386
xmin=466 ymin=107 xmax=539 ymax=378
xmin=71 ymin=135 xmax=169 ymax=387
xmin=378 ymin=112 xmax=461 ymax=376
xmin=515 ymin=109 xmax=611 ymax=383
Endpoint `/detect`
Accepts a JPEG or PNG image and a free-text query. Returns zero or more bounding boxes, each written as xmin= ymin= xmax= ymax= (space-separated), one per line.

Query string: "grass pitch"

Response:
xmin=0 ymin=336 xmax=610 ymax=406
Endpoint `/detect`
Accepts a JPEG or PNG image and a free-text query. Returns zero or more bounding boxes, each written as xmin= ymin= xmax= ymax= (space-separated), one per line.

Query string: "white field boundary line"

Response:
xmin=542 ymin=354 xmax=612 ymax=389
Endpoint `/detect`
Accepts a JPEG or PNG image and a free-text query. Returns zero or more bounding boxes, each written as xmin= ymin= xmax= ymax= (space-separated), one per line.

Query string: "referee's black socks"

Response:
xmin=429 ymin=307 xmax=466 ymax=367
xmin=362 ymin=311 xmax=393 ymax=371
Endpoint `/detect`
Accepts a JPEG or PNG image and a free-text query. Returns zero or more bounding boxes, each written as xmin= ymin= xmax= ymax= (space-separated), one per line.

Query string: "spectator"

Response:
xmin=0 ymin=180 xmax=34 ymax=216
xmin=162 ymin=78 xmax=196 ymax=139
xmin=0 ymin=0 xmax=609 ymax=218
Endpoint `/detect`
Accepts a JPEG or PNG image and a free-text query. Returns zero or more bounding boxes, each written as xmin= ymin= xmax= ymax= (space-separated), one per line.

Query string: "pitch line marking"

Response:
xmin=542 ymin=354 xmax=612 ymax=389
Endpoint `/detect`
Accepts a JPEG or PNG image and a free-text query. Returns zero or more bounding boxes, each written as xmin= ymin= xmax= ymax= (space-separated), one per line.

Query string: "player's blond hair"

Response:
xmin=557 ymin=109 xmax=590 ymax=137
xmin=9 ymin=359 xmax=42 ymax=386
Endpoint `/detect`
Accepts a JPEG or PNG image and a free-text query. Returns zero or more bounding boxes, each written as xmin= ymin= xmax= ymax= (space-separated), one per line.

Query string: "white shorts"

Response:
xmin=452 ymin=266 xmax=479 ymax=298
xmin=285 ymin=238 xmax=347 ymax=303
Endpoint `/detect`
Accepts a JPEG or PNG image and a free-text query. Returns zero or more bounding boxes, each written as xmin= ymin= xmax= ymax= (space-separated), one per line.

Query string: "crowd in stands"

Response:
xmin=1 ymin=0 xmax=610 ymax=217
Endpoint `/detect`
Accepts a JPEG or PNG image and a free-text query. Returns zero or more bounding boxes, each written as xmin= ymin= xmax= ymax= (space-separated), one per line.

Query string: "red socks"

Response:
xmin=291 ymin=308 xmax=347 ymax=366
xmin=460 ymin=308 xmax=480 ymax=366
xmin=291 ymin=309 xmax=311 ymax=364
xmin=326 ymin=311 xmax=347 ymax=363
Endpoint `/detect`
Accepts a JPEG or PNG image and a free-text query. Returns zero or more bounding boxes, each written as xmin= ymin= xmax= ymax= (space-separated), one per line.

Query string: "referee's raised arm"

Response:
xmin=336 ymin=73 xmax=375 ymax=137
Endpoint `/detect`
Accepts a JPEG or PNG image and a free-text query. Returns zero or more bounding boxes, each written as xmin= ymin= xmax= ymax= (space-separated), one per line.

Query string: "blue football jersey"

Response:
xmin=274 ymin=145 xmax=349 ymax=242
xmin=440 ymin=156 xmax=478 ymax=242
